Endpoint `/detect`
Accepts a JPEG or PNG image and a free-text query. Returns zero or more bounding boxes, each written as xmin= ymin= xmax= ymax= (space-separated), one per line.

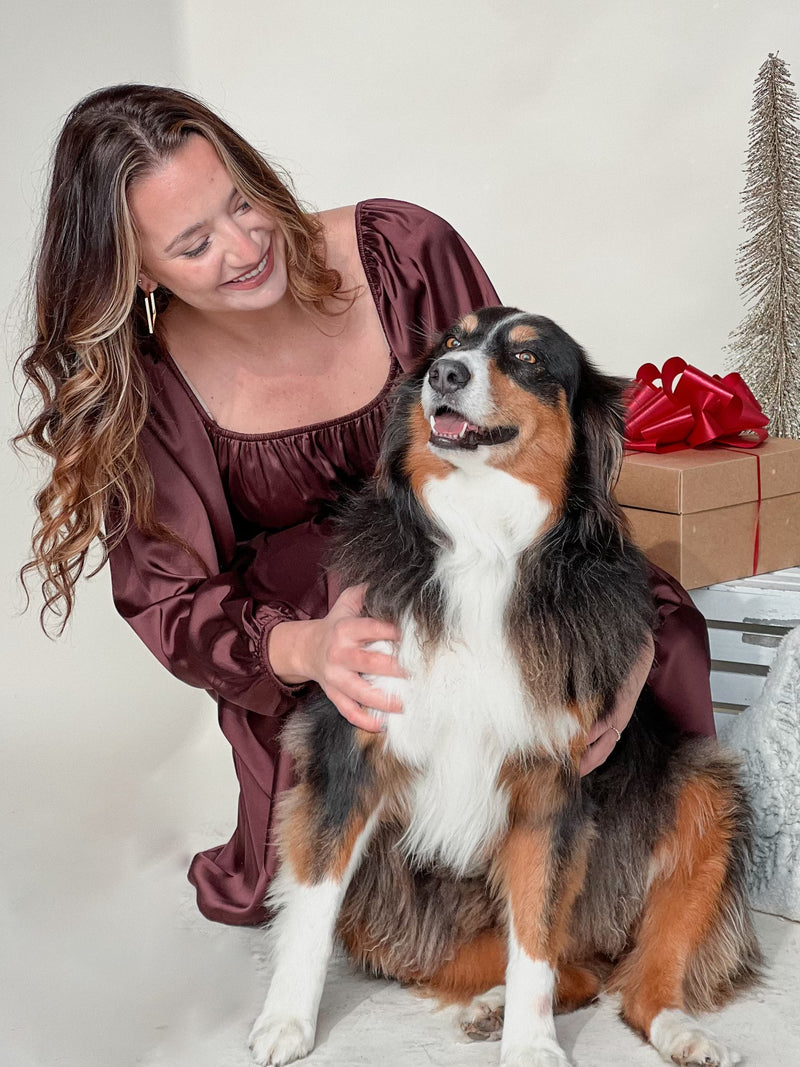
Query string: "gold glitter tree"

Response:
xmin=727 ymin=53 xmax=800 ymax=439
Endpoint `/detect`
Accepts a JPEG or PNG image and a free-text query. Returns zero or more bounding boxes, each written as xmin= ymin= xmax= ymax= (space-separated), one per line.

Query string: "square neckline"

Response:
xmin=160 ymin=200 xmax=399 ymax=442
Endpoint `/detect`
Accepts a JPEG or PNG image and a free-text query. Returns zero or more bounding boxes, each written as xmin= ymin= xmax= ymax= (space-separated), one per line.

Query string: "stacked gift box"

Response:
xmin=616 ymin=440 xmax=800 ymax=589
xmin=616 ymin=358 xmax=800 ymax=590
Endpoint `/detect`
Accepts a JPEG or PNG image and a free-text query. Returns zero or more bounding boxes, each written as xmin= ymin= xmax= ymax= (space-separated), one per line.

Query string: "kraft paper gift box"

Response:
xmin=614 ymin=438 xmax=800 ymax=590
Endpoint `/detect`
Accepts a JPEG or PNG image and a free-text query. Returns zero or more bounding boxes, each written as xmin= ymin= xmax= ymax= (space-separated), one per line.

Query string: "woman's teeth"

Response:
xmin=231 ymin=251 xmax=269 ymax=282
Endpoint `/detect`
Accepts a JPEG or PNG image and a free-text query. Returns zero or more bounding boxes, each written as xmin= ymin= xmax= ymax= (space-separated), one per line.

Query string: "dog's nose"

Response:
xmin=428 ymin=358 xmax=471 ymax=396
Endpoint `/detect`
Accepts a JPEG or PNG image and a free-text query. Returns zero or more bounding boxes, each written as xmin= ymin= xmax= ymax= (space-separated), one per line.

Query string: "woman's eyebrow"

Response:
xmin=163 ymin=188 xmax=240 ymax=254
xmin=164 ymin=222 xmax=205 ymax=254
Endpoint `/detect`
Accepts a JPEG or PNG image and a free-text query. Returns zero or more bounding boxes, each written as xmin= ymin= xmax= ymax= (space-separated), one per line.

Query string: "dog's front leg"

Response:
xmin=249 ymin=803 xmax=381 ymax=1066
xmin=495 ymin=769 xmax=589 ymax=1067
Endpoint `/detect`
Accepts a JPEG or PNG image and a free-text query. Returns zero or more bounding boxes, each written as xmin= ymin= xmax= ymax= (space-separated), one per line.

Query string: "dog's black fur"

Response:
xmin=250 ymin=308 xmax=760 ymax=1067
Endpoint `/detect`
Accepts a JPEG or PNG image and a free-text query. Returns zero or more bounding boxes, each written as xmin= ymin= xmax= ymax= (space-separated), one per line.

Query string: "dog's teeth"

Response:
xmin=430 ymin=416 xmax=436 ymax=431
xmin=459 ymin=423 xmax=468 ymax=438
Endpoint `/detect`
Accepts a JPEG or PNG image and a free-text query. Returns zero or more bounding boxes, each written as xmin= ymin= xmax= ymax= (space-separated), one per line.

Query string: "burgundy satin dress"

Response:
xmin=109 ymin=199 xmax=714 ymax=926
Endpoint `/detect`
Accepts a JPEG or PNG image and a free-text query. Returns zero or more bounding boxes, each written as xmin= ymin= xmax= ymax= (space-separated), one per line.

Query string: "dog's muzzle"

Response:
xmin=425 ymin=357 xmax=518 ymax=451
xmin=428 ymin=357 xmax=472 ymax=397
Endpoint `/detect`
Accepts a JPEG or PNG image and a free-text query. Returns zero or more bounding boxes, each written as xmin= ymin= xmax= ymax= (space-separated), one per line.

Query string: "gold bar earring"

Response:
xmin=144 ymin=290 xmax=157 ymax=335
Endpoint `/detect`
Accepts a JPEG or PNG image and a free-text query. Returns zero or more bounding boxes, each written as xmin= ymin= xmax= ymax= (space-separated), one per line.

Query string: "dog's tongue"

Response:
xmin=433 ymin=413 xmax=478 ymax=435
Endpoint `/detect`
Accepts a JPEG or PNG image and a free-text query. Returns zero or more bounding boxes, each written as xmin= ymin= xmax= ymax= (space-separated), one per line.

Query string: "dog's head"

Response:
xmin=381 ymin=306 xmax=627 ymax=540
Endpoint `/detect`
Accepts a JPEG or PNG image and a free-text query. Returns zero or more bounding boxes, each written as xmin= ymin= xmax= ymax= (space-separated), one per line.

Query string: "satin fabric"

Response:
xmin=109 ymin=199 xmax=714 ymax=926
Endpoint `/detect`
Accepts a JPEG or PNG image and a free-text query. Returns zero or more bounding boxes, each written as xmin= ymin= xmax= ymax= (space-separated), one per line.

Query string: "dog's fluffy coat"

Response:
xmin=249 ymin=308 xmax=760 ymax=1067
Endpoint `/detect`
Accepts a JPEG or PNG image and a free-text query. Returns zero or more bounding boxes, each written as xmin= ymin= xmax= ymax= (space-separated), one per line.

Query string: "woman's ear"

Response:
xmin=137 ymin=272 xmax=157 ymax=294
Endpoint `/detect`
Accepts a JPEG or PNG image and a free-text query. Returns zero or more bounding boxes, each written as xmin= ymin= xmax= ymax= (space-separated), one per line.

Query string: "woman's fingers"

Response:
xmin=349 ymin=646 xmax=406 ymax=678
xmin=345 ymin=674 xmax=402 ymax=715
xmin=321 ymin=585 xmax=405 ymax=724
xmin=584 ymin=717 xmax=608 ymax=747
xmin=581 ymin=633 xmax=656 ymax=774
xmin=580 ymin=726 xmax=619 ymax=776
xmin=334 ymin=615 xmax=401 ymax=645
xmin=330 ymin=690 xmax=385 ymax=733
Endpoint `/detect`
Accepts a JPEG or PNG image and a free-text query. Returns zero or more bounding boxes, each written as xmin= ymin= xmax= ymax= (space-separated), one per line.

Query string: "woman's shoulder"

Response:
xmin=316 ymin=199 xmax=499 ymax=369
xmin=317 ymin=198 xmax=446 ymax=225
xmin=318 ymin=199 xmax=459 ymax=260
xmin=316 ymin=199 xmax=464 ymax=300
xmin=356 ymin=198 xmax=457 ymax=242
xmin=316 ymin=204 xmax=359 ymax=279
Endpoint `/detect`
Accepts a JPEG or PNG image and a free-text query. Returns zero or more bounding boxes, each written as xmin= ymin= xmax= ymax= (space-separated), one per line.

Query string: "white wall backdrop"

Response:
xmin=177 ymin=0 xmax=800 ymax=376
xmin=3 ymin=2 xmax=800 ymax=1065
xmin=1 ymin=5 xmax=246 ymax=1066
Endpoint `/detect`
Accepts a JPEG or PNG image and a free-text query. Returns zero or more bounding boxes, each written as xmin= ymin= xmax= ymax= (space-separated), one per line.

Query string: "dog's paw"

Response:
xmin=248 ymin=1015 xmax=314 ymax=1066
xmin=500 ymin=1038 xmax=572 ymax=1067
xmin=458 ymin=985 xmax=505 ymax=1041
xmin=650 ymin=1010 xmax=741 ymax=1067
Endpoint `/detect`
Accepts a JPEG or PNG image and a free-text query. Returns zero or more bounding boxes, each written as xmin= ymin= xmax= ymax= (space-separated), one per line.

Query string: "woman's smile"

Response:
xmin=223 ymin=244 xmax=275 ymax=289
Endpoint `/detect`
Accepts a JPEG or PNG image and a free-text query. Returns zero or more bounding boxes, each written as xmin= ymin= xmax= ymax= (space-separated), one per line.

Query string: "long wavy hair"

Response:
xmin=16 ymin=84 xmax=349 ymax=633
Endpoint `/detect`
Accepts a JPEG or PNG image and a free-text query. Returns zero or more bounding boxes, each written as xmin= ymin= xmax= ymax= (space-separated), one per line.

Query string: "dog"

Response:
xmin=249 ymin=307 xmax=760 ymax=1067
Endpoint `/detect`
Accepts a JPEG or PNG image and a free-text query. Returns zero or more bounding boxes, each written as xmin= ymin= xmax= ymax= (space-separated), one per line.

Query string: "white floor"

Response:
xmin=246 ymin=911 xmax=800 ymax=1067
xmin=2 ymin=659 xmax=797 ymax=1067
xmin=4 ymin=837 xmax=798 ymax=1067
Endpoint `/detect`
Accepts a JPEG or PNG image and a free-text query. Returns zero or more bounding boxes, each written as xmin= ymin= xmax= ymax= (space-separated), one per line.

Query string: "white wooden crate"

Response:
xmin=689 ymin=568 xmax=800 ymax=711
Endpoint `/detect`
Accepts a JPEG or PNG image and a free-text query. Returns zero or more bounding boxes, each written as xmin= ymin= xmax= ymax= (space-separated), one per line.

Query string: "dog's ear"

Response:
xmin=578 ymin=369 xmax=627 ymax=494
xmin=570 ymin=365 xmax=628 ymax=538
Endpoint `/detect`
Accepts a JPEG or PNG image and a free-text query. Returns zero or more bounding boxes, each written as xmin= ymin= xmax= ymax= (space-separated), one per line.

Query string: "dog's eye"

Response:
xmin=445 ymin=336 xmax=461 ymax=350
xmin=516 ymin=351 xmax=537 ymax=363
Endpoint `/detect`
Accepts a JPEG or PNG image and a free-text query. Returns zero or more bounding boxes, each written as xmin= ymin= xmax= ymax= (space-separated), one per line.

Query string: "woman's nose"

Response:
xmin=224 ymin=218 xmax=263 ymax=265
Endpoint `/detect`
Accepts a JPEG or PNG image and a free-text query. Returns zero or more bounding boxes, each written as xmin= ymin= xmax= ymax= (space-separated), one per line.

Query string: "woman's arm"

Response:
xmin=107 ymin=398 xmax=321 ymax=715
xmin=110 ymin=503 xmax=310 ymax=716
xmin=645 ymin=563 xmax=715 ymax=737
xmin=580 ymin=633 xmax=655 ymax=775
xmin=579 ymin=564 xmax=715 ymax=774
xmin=110 ymin=404 xmax=407 ymax=719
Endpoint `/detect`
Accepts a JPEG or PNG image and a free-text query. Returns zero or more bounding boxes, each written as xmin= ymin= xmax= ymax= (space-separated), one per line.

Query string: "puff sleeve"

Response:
xmin=108 ymin=357 xmax=329 ymax=717
xmin=356 ymin=199 xmax=501 ymax=368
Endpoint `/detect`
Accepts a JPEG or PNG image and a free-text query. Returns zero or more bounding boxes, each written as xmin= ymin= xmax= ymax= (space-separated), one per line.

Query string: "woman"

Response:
xmin=18 ymin=84 xmax=714 ymax=925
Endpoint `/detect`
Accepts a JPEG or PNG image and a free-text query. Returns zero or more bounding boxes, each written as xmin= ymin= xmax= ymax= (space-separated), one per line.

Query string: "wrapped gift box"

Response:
xmin=615 ymin=437 xmax=800 ymax=590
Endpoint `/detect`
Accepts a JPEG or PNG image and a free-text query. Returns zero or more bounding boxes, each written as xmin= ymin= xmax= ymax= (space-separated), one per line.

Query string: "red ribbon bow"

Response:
xmin=625 ymin=357 xmax=769 ymax=452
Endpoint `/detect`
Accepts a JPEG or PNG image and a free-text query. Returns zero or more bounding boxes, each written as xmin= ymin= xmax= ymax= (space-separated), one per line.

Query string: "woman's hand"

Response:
xmin=579 ymin=633 xmax=655 ymax=776
xmin=267 ymin=584 xmax=405 ymax=732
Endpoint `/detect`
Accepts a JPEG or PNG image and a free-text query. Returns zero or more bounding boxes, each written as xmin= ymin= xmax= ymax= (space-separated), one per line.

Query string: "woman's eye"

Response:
xmin=516 ymin=351 xmax=536 ymax=363
xmin=445 ymin=336 xmax=461 ymax=349
xmin=237 ymin=199 xmax=252 ymax=214
xmin=183 ymin=239 xmax=210 ymax=259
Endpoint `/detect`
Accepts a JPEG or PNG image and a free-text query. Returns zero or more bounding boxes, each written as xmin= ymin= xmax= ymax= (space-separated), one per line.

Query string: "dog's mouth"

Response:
xmin=428 ymin=407 xmax=519 ymax=451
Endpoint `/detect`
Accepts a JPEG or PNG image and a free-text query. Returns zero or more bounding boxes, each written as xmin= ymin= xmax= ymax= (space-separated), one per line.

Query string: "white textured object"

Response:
xmin=718 ymin=624 xmax=800 ymax=922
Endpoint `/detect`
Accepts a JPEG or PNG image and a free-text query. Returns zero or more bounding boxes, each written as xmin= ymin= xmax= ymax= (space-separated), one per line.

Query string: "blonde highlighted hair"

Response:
xmin=16 ymin=84 xmax=348 ymax=632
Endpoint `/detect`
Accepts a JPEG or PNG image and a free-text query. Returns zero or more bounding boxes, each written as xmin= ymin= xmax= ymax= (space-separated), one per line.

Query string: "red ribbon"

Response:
xmin=624 ymin=358 xmax=767 ymax=576
xmin=624 ymin=357 xmax=769 ymax=453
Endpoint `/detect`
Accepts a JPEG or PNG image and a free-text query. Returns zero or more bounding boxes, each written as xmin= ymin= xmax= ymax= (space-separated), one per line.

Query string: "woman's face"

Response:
xmin=129 ymin=134 xmax=289 ymax=315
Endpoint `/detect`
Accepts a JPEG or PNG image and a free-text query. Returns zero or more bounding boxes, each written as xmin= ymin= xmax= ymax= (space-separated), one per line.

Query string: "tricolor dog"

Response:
xmin=249 ymin=307 xmax=759 ymax=1067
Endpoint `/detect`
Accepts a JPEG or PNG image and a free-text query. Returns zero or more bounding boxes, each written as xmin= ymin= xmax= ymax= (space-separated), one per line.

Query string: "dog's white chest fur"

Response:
xmin=368 ymin=463 xmax=580 ymax=875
